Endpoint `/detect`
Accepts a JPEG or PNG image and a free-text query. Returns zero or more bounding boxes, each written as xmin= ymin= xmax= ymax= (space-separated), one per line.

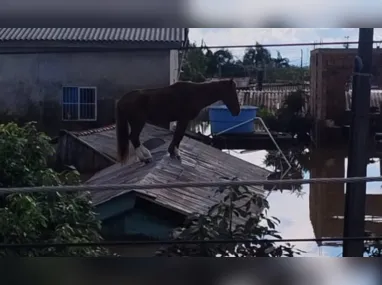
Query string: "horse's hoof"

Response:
xmin=170 ymin=153 xmax=181 ymax=161
xmin=138 ymin=157 xmax=152 ymax=164
xmin=143 ymin=158 xmax=153 ymax=164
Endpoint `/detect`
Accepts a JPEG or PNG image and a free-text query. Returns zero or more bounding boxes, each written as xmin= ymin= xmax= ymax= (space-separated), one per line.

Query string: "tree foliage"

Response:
xmin=0 ymin=122 xmax=110 ymax=257
xmin=156 ymin=177 xmax=304 ymax=257
xmin=179 ymin=43 xmax=207 ymax=82
xmin=179 ymin=41 xmax=306 ymax=82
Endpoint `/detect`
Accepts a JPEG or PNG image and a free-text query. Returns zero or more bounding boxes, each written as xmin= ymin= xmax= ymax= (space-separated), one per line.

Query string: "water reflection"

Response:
xmin=190 ymin=117 xmax=382 ymax=257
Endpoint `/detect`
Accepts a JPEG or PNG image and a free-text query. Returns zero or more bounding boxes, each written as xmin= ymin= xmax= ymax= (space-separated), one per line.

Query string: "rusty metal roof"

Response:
xmin=69 ymin=124 xmax=270 ymax=216
xmin=238 ymin=88 xmax=382 ymax=112
xmin=0 ymin=28 xmax=186 ymax=42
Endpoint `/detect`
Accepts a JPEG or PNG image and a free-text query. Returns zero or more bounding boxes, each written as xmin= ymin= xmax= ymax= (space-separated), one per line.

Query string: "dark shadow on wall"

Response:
xmin=1 ymin=96 xmax=172 ymax=137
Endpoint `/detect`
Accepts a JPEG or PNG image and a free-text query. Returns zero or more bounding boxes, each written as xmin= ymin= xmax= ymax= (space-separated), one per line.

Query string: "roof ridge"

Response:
xmin=71 ymin=124 xmax=116 ymax=137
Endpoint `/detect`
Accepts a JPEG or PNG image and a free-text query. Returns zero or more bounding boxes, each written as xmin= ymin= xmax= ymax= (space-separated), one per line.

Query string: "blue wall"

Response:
xmin=96 ymin=193 xmax=180 ymax=239
xmin=96 ymin=192 xmax=136 ymax=221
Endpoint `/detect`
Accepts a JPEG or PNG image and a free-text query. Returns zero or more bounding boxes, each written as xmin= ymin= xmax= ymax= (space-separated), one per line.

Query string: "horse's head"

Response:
xmin=220 ymin=79 xmax=240 ymax=116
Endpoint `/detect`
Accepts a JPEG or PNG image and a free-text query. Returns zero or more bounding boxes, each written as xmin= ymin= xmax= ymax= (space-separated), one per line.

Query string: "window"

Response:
xmin=62 ymin=87 xmax=97 ymax=121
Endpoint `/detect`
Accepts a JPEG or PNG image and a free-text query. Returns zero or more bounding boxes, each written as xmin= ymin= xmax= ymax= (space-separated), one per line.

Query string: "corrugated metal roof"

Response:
xmin=238 ymin=89 xmax=310 ymax=113
xmin=238 ymin=88 xmax=382 ymax=112
xmin=0 ymin=28 xmax=186 ymax=43
xmin=71 ymin=124 xmax=172 ymax=161
xmin=69 ymin=124 xmax=270 ymax=216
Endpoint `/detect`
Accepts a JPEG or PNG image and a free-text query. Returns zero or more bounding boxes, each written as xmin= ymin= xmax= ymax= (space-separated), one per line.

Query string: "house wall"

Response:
xmin=0 ymin=49 xmax=171 ymax=135
xmin=310 ymin=48 xmax=382 ymax=123
xmin=310 ymin=48 xmax=382 ymax=146
xmin=55 ymin=132 xmax=114 ymax=174
xmin=102 ymin=210 xmax=175 ymax=239
xmin=100 ymin=205 xmax=179 ymax=257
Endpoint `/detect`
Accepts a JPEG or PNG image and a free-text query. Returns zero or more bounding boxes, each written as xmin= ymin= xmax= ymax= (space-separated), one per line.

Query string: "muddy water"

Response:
xmin=190 ymin=121 xmax=382 ymax=257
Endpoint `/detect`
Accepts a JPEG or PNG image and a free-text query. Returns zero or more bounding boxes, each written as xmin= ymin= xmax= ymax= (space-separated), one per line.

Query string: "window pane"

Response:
xmin=79 ymin=104 xmax=95 ymax=120
xmin=63 ymin=87 xmax=78 ymax=104
xmin=80 ymin=88 xmax=96 ymax=104
xmin=62 ymin=103 xmax=78 ymax=120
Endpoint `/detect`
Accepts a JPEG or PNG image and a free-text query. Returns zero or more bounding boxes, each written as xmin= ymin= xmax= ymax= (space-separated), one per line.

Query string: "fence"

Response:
xmin=0 ymin=175 xmax=381 ymax=256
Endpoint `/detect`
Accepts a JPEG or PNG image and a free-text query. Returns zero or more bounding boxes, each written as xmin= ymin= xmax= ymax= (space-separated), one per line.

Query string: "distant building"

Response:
xmin=0 ymin=28 xmax=188 ymax=134
xmin=206 ymin=77 xmax=251 ymax=88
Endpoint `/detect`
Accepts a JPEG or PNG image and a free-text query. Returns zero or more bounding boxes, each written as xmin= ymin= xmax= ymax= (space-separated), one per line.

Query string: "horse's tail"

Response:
xmin=116 ymin=101 xmax=130 ymax=164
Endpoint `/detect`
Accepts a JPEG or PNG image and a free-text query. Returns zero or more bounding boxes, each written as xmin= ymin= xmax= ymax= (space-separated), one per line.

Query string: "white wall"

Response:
xmin=169 ymin=49 xmax=180 ymax=129
xmin=169 ymin=49 xmax=179 ymax=85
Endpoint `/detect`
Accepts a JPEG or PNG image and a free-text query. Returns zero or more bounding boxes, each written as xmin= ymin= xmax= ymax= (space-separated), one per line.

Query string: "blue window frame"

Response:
xmin=62 ymin=86 xmax=97 ymax=121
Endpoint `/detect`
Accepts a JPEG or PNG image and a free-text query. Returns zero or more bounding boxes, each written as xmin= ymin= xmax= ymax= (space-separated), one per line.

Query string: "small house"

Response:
xmin=0 ymin=28 xmax=188 ymax=134
xmin=56 ymin=124 xmax=271 ymax=256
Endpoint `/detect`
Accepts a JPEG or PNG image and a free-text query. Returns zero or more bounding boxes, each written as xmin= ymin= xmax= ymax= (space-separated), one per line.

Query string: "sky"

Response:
xmin=188 ymin=28 xmax=382 ymax=66
xmin=187 ymin=1 xmax=382 ymax=28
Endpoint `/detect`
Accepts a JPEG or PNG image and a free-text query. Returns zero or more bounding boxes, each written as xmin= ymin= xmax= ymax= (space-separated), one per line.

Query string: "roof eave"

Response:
xmin=0 ymin=40 xmax=184 ymax=54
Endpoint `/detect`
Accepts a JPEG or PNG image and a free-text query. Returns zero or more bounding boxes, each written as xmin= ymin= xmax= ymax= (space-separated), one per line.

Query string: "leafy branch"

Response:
xmin=0 ymin=122 xmax=113 ymax=257
xmin=156 ymin=177 xmax=304 ymax=257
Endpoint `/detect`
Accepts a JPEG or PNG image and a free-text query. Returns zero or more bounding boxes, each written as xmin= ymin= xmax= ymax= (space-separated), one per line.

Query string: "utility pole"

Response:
xmin=300 ymin=49 xmax=303 ymax=83
xmin=344 ymin=36 xmax=350 ymax=49
xmin=343 ymin=28 xmax=374 ymax=257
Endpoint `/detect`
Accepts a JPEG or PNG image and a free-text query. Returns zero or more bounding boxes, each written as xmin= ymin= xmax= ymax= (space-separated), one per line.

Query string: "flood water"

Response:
xmin=190 ymin=122 xmax=382 ymax=257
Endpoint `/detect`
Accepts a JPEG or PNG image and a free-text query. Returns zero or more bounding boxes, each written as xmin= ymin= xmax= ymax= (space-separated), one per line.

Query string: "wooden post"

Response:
xmin=343 ymin=28 xmax=374 ymax=257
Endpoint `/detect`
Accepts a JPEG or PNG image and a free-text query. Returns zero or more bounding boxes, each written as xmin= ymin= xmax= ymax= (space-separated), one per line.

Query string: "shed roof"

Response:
xmin=69 ymin=124 xmax=271 ymax=216
xmin=0 ymin=28 xmax=186 ymax=43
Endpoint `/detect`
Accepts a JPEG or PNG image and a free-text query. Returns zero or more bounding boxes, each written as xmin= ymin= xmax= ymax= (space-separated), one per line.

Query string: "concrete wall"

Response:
xmin=0 ymin=49 xmax=171 ymax=135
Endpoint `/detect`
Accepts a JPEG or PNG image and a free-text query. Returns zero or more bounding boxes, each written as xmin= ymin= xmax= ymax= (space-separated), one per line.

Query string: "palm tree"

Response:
xmin=273 ymin=51 xmax=290 ymax=68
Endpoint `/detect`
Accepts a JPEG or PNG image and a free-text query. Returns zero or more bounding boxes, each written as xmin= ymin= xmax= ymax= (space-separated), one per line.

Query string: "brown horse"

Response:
xmin=116 ymin=79 xmax=240 ymax=164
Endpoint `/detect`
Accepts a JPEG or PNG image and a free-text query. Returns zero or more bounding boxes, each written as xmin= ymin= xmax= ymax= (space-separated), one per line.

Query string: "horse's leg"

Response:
xmin=168 ymin=120 xmax=189 ymax=160
xmin=130 ymin=119 xmax=152 ymax=163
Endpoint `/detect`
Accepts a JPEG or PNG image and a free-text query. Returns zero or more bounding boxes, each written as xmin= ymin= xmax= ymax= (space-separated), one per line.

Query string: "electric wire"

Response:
xmin=2 ymin=175 xmax=382 ymax=194
xmin=0 ymin=236 xmax=380 ymax=249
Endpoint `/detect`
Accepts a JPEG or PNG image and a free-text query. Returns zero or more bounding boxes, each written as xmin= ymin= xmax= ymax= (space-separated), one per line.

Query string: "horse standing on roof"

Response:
xmin=116 ymin=79 xmax=241 ymax=164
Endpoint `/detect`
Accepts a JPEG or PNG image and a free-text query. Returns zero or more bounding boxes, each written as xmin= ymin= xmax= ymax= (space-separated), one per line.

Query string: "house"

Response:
xmin=206 ymin=77 xmax=251 ymax=88
xmin=0 ymin=28 xmax=188 ymax=135
xmin=56 ymin=123 xmax=271 ymax=256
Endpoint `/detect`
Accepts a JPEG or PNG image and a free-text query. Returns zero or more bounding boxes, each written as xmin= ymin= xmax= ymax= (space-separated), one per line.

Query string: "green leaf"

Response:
xmin=0 ymin=122 xmax=111 ymax=257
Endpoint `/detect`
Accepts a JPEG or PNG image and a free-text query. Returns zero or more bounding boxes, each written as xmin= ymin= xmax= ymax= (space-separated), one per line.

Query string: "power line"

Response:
xmin=185 ymin=40 xmax=382 ymax=50
xmin=1 ymin=176 xmax=382 ymax=194
xmin=0 ymin=236 xmax=380 ymax=249
xmin=4 ymin=40 xmax=382 ymax=56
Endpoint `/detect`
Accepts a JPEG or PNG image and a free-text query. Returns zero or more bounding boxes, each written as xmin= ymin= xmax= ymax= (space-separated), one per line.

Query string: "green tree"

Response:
xmin=254 ymin=42 xmax=272 ymax=67
xmin=273 ymin=51 xmax=290 ymax=68
xmin=156 ymin=178 xmax=303 ymax=257
xmin=0 ymin=122 xmax=110 ymax=257
xmin=179 ymin=43 xmax=207 ymax=82
xmin=242 ymin=44 xmax=272 ymax=71
xmin=205 ymin=49 xmax=218 ymax=78
xmin=243 ymin=47 xmax=257 ymax=67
